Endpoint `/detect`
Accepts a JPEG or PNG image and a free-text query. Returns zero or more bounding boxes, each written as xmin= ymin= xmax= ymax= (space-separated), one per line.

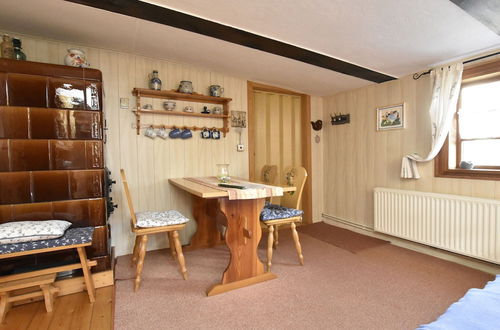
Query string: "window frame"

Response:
xmin=435 ymin=58 xmax=500 ymax=181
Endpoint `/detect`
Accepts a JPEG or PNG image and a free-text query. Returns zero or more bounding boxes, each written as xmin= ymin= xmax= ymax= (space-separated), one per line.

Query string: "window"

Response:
xmin=435 ymin=59 xmax=500 ymax=180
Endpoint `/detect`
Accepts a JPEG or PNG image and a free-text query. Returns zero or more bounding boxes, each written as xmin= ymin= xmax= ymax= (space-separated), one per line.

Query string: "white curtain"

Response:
xmin=401 ymin=63 xmax=463 ymax=179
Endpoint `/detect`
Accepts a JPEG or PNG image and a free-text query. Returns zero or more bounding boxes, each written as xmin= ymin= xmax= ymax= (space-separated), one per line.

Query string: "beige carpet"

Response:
xmin=297 ymin=222 xmax=389 ymax=253
xmin=114 ymin=224 xmax=493 ymax=330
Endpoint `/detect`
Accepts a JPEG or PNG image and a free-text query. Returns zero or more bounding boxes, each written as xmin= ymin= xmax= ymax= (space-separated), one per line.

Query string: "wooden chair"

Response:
xmin=120 ymin=169 xmax=189 ymax=292
xmin=260 ymin=166 xmax=307 ymax=272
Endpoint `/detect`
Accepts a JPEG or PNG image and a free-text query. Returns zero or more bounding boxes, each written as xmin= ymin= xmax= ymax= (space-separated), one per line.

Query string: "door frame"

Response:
xmin=247 ymin=81 xmax=312 ymax=224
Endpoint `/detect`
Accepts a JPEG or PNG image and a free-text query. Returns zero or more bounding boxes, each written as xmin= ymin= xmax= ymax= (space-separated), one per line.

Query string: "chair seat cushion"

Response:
xmin=135 ymin=210 xmax=189 ymax=228
xmin=260 ymin=204 xmax=303 ymax=221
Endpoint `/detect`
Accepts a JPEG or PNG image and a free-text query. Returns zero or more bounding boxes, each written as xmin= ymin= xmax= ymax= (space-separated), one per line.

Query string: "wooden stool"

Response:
xmin=0 ymin=274 xmax=59 ymax=323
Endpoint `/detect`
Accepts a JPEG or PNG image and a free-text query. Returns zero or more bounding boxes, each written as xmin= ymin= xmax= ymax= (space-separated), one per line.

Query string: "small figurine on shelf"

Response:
xmin=201 ymin=106 xmax=211 ymax=114
xmin=0 ymin=34 xmax=14 ymax=59
xmin=12 ymin=38 xmax=26 ymax=61
xmin=149 ymin=70 xmax=162 ymax=91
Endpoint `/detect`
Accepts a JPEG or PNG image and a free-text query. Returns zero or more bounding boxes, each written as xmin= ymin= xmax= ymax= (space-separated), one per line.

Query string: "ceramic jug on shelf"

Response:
xmin=209 ymin=85 xmax=224 ymax=97
xmin=149 ymin=70 xmax=162 ymax=91
xmin=178 ymin=81 xmax=193 ymax=94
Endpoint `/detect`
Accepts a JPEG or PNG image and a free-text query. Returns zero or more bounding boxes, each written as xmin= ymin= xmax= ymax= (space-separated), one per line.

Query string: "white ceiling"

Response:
xmin=0 ymin=0 xmax=499 ymax=96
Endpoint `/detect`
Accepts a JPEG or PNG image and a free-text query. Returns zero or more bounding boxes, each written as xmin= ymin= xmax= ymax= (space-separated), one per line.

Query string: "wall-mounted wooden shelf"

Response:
xmin=132 ymin=88 xmax=232 ymax=136
xmin=133 ymin=88 xmax=232 ymax=104
xmin=134 ymin=108 xmax=228 ymax=119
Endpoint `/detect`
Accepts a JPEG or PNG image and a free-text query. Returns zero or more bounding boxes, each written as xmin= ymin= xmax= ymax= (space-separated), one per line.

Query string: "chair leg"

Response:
xmin=291 ymin=222 xmax=304 ymax=265
xmin=167 ymin=232 xmax=177 ymax=260
xmin=172 ymin=231 xmax=188 ymax=280
xmin=134 ymin=235 xmax=148 ymax=292
xmin=267 ymin=225 xmax=274 ymax=272
xmin=273 ymin=225 xmax=279 ymax=249
xmin=131 ymin=235 xmax=141 ymax=266
xmin=0 ymin=293 xmax=11 ymax=324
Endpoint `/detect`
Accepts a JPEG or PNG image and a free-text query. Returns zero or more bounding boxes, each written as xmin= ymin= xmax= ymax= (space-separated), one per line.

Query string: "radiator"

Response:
xmin=374 ymin=188 xmax=500 ymax=264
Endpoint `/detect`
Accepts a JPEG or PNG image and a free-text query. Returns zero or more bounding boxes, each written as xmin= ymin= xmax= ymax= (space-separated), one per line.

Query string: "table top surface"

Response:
xmin=169 ymin=177 xmax=295 ymax=199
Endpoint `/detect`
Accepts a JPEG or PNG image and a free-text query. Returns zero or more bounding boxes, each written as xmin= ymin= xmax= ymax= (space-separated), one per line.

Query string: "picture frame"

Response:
xmin=230 ymin=111 xmax=247 ymax=128
xmin=376 ymin=102 xmax=405 ymax=131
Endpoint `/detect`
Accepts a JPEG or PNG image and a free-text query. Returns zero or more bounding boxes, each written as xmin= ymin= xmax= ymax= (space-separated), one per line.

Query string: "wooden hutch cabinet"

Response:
xmin=0 ymin=58 xmax=112 ymax=276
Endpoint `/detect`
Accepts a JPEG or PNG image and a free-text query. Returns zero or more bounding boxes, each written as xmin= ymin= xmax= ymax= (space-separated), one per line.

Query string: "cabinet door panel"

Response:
xmin=32 ymin=171 xmax=70 ymax=202
xmin=0 ymin=107 xmax=29 ymax=139
xmin=10 ymin=140 xmax=49 ymax=171
xmin=7 ymin=74 xmax=48 ymax=107
xmin=0 ymin=172 xmax=31 ymax=204
xmin=48 ymin=78 xmax=86 ymax=110
xmin=29 ymin=108 xmax=69 ymax=139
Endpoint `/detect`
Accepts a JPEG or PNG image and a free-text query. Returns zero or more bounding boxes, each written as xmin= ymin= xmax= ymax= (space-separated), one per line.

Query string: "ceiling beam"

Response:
xmin=65 ymin=0 xmax=396 ymax=83
xmin=449 ymin=0 xmax=500 ymax=35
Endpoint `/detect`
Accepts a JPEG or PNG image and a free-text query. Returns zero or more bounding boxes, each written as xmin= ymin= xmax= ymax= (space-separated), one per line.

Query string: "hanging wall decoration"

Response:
xmin=376 ymin=103 xmax=405 ymax=131
xmin=231 ymin=111 xmax=247 ymax=128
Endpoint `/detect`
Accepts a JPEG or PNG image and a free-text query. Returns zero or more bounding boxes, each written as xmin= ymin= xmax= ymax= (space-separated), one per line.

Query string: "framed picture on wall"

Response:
xmin=376 ymin=103 xmax=405 ymax=130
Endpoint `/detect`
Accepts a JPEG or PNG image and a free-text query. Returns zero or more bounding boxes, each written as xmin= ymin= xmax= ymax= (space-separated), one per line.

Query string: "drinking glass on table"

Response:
xmin=216 ymin=164 xmax=230 ymax=183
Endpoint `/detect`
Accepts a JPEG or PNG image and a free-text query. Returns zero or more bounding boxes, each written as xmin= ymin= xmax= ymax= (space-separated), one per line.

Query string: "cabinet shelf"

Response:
xmin=132 ymin=88 xmax=232 ymax=136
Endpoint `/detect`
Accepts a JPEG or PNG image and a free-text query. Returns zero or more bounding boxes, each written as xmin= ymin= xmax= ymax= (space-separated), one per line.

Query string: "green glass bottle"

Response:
xmin=12 ymin=38 xmax=26 ymax=61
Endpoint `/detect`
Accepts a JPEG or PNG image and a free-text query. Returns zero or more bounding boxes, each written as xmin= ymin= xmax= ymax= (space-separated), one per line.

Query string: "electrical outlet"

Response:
xmin=120 ymin=98 xmax=129 ymax=109
xmin=237 ymin=144 xmax=245 ymax=152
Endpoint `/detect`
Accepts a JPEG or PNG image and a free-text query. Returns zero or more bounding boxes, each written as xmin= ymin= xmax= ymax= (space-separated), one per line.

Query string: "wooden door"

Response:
xmin=248 ymin=82 xmax=312 ymax=224
xmin=252 ymin=91 xmax=303 ymax=204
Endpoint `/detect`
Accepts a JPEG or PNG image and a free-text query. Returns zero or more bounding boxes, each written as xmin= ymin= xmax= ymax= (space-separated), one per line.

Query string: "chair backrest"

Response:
xmin=280 ymin=166 xmax=307 ymax=210
xmin=261 ymin=165 xmax=278 ymax=185
xmin=120 ymin=169 xmax=137 ymax=227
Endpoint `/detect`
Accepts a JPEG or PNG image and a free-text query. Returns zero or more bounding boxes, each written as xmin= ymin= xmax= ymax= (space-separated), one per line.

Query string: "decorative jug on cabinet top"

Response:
xmin=64 ymin=49 xmax=90 ymax=68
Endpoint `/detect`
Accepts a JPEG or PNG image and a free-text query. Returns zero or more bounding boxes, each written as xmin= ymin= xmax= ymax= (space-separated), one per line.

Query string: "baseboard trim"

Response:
xmin=321 ymin=214 xmax=500 ymax=275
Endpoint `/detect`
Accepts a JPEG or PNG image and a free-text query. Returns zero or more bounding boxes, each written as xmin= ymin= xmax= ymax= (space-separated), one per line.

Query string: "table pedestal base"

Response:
xmin=207 ymin=272 xmax=277 ymax=296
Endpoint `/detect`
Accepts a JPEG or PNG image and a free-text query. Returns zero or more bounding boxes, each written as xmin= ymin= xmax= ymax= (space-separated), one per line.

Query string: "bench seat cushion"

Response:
xmin=0 ymin=220 xmax=72 ymax=244
xmin=135 ymin=210 xmax=189 ymax=228
xmin=260 ymin=203 xmax=303 ymax=221
xmin=0 ymin=227 xmax=94 ymax=255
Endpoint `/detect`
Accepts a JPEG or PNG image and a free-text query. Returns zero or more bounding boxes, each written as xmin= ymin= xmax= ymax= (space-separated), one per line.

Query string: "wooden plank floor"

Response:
xmin=0 ymin=286 xmax=113 ymax=330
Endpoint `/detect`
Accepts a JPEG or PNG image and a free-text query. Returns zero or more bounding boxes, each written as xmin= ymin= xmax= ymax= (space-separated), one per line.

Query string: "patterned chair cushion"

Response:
xmin=260 ymin=203 xmax=303 ymax=221
xmin=135 ymin=210 xmax=190 ymax=228
xmin=0 ymin=220 xmax=72 ymax=245
xmin=0 ymin=227 xmax=94 ymax=255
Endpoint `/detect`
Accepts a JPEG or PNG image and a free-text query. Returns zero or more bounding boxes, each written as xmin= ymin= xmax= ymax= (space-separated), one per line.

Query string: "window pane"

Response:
xmin=461 ymin=139 xmax=500 ymax=166
xmin=459 ymin=80 xmax=500 ymax=139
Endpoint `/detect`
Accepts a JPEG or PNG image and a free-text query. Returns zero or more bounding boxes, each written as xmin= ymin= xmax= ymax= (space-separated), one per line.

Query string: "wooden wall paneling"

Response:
xmin=169 ymin=63 xmax=190 ymax=245
xmin=116 ymin=52 xmax=137 ymax=255
xmin=135 ymin=57 xmax=159 ymax=250
xmin=96 ymin=48 xmax=121 ymax=245
xmin=323 ymin=74 xmax=500 ymax=229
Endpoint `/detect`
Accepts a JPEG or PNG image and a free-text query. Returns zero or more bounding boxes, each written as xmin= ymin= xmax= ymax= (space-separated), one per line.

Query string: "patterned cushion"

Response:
xmin=260 ymin=204 xmax=303 ymax=221
xmin=0 ymin=220 xmax=72 ymax=245
xmin=135 ymin=210 xmax=190 ymax=228
xmin=0 ymin=227 xmax=94 ymax=255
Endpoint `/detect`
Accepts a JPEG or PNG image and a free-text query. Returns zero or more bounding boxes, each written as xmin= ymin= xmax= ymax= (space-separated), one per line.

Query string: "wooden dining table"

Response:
xmin=169 ymin=177 xmax=295 ymax=296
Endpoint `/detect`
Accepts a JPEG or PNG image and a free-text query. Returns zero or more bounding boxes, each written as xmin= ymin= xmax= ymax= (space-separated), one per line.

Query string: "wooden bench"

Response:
xmin=0 ymin=273 xmax=59 ymax=323
xmin=0 ymin=227 xmax=97 ymax=313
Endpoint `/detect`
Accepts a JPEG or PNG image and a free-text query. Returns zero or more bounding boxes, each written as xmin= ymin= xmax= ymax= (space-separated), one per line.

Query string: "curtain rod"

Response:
xmin=413 ymin=50 xmax=500 ymax=80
